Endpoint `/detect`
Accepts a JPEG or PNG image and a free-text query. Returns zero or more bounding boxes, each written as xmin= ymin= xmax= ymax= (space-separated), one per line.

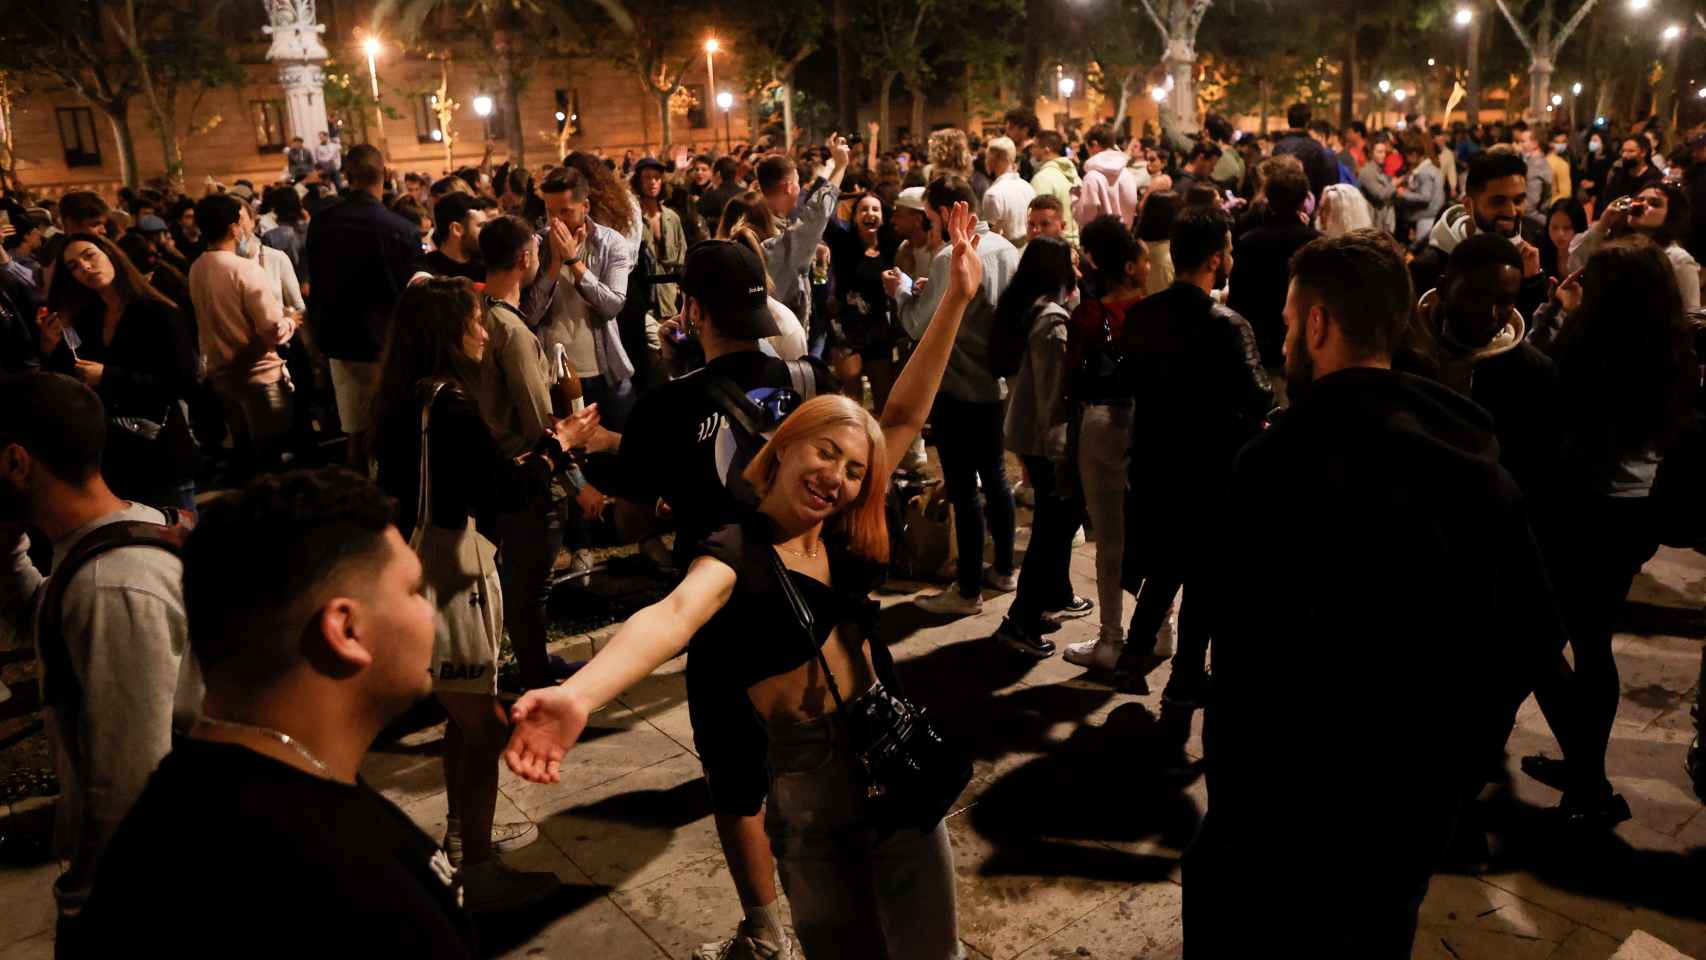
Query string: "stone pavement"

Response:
xmin=2 ymin=541 xmax=1703 ymax=959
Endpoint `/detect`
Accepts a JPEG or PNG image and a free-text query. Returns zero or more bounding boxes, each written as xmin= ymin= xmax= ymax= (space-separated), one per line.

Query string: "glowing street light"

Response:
xmin=1630 ymin=0 xmax=1651 ymax=12
xmin=704 ymin=37 xmax=721 ymax=117
xmin=1663 ymin=23 xmax=1683 ymax=41
xmin=1697 ymin=86 xmax=1706 ymax=99
xmin=1454 ymin=7 xmax=1473 ymax=27
xmin=1150 ymin=86 xmax=1168 ymax=103
xmin=472 ymin=95 xmax=494 ymax=118
xmin=362 ymin=35 xmax=383 ymax=98
xmin=1572 ymin=82 xmax=1583 ymax=95
xmin=1552 ymin=93 xmax=1564 ymax=106
xmin=716 ymin=90 xmax=734 ymax=152
xmin=1428 ymin=58 xmax=1437 ymax=66
xmin=716 ymin=90 xmax=733 ymax=112
xmin=1378 ymin=78 xmax=1392 ymax=93
xmin=1394 ymin=88 xmax=1408 ymax=102
xmin=1059 ymin=77 xmax=1076 ymax=98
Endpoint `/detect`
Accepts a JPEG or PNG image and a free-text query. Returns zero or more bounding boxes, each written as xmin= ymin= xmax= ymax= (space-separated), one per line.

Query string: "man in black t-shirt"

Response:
xmin=81 ymin=469 xmax=483 ymax=958
xmin=416 ymin=192 xmax=492 ymax=283
xmin=615 ymin=240 xmax=834 ymax=959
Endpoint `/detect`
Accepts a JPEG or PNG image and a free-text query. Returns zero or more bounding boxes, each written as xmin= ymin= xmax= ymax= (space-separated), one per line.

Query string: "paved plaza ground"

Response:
xmin=2 ymin=539 xmax=1704 ymax=959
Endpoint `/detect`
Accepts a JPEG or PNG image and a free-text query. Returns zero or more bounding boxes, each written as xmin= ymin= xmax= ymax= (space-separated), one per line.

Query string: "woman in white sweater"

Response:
xmin=1569 ymin=182 xmax=1701 ymax=313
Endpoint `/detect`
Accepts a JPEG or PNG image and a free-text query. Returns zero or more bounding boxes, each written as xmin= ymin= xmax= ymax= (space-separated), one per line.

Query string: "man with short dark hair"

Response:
xmin=1115 ymin=206 xmax=1270 ymax=696
xmin=698 ymin=155 xmax=744 ymax=224
xmin=1188 ymin=231 xmax=1559 ymax=955
xmin=1228 ymin=157 xmax=1318 ymax=399
xmin=538 ymin=166 xmax=636 ymax=430
xmin=58 ymin=192 xmax=109 ymax=237
xmin=0 ymin=373 xmax=203 ymax=956
xmin=1409 ymin=150 xmax=1546 ymax=315
xmin=286 ymin=136 xmax=314 ymax=181
xmin=1026 ymin=194 xmax=1067 ymax=244
xmin=1074 ymin=124 xmax=1143 ymax=230
xmin=189 ymin=193 xmax=298 ymax=477
xmin=1004 ymin=108 xmax=1041 ymax=180
xmin=417 ymin=192 xmax=491 ymax=282
xmin=1271 ymin=103 xmax=1340 ymax=202
xmin=81 ymin=467 xmax=477 ymax=958
xmin=313 ymin=129 xmax=343 ymax=179
xmin=885 ymin=177 xmax=1023 ymax=617
xmin=756 ymin=136 xmax=851 ymax=329
xmin=307 ymin=144 xmax=432 ymax=468
xmin=1172 ymin=142 xmax=1224 ymax=200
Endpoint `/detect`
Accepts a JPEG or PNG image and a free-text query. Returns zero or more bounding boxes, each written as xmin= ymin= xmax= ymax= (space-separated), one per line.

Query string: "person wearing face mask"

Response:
xmin=1575 ymin=129 xmax=1612 ymax=210
xmin=1114 ymin=206 xmax=1271 ymax=708
xmin=1546 ymin=130 xmax=1573 ymax=202
xmin=1568 ymin=181 xmax=1701 ymax=312
xmin=1600 ymin=135 xmax=1663 ymax=209
xmin=189 ymin=193 xmax=299 ymax=478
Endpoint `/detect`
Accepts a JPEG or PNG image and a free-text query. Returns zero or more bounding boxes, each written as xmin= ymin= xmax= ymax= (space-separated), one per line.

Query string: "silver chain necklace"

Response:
xmin=199 ymin=717 xmax=331 ymax=776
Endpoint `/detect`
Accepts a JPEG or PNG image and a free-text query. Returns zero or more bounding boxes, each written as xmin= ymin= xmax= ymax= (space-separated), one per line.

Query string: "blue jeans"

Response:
xmin=765 ymin=686 xmax=964 ymax=960
xmin=930 ymin=394 xmax=1015 ymax=598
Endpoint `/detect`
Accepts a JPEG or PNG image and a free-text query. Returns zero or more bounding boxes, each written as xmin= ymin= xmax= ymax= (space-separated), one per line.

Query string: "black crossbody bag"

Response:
xmin=768 ymin=549 xmax=971 ymax=831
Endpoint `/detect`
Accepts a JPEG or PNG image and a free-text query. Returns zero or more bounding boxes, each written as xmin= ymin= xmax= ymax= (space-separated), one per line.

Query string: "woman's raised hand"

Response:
xmin=944 ymin=202 xmax=983 ymax=304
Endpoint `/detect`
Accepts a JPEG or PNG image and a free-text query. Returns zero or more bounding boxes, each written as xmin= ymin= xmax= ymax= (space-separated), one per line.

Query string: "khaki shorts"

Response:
xmin=329 ymin=359 xmax=382 ymax=434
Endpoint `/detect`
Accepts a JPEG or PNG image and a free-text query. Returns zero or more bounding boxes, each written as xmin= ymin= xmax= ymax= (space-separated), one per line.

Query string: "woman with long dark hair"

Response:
xmin=826 ymin=191 xmax=902 ymax=407
xmin=504 ymin=206 xmax=988 ymax=960
xmin=1135 ymin=190 xmax=1180 ymax=294
xmin=1569 ymin=180 xmax=1701 ymax=311
xmin=1523 ymin=237 xmax=1697 ymax=828
xmin=1062 ymin=216 xmax=1152 ymax=670
xmin=987 ymin=234 xmax=1088 ymax=658
xmin=1538 ymin=197 xmax=1587 ymax=284
xmin=372 ymin=277 xmax=597 ymax=911
xmin=42 ymin=233 xmax=199 ymax=510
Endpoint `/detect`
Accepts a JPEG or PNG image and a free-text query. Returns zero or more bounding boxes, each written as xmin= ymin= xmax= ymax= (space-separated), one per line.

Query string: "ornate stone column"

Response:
xmin=263 ymin=0 xmax=331 ymax=143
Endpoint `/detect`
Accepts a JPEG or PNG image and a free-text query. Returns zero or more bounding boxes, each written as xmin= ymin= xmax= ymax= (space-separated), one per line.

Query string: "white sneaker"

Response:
xmin=694 ymin=931 xmax=797 ymax=960
xmin=1153 ymin=613 xmax=1176 ymax=658
xmin=983 ymin=567 xmax=1017 ymax=593
xmin=460 ymin=858 xmax=559 ymax=912
xmin=566 ymin=549 xmax=595 ymax=579
xmin=1071 ymin=526 xmax=1086 ymax=547
xmin=915 ymin=588 xmax=982 ymax=616
xmin=443 ymin=819 xmax=539 ymax=869
xmin=1064 ymin=637 xmax=1125 ymax=671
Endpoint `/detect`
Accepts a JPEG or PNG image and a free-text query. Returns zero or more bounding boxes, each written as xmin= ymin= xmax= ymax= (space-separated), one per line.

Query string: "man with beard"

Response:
xmin=1186 ymin=231 xmax=1561 ymax=957
xmin=1113 ymin=206 xmax=1271 ymax=701
xmin=1410 ymin=151 xmax=1548 ymax=319
xmin=416 ymin=193 xmax=492 ymax=283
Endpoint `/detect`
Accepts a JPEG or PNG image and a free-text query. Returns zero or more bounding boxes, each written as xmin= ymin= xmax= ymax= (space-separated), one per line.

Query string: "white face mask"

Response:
xmin=1588 ymin=140 xmax=1603 ymax=154
xmin=1553 ymin=142 xmax=1568 ymax=155
xmin=236 ymin=234 xmax=257 ymax=258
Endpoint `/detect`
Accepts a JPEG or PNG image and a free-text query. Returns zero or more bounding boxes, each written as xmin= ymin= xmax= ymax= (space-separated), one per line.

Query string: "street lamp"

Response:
xmin=1379 ymin=79 xmax=1392 ymax=93
xmin=360 ymin=34 xmax=388 ymax=150
xmin=1394 ymin=88 xmax=1408 ymax=103
xmin=1572 ymin=82 xmax=1583 ymax=95
xmin=1428 ymin=58 xmax=1437 ymax=66
xmin=1150 ymin=86 xmax=1168 ymax=103
xmin=1664 ymin=23 xmax=1683 ymax=41
xmin=716 ymin=90 xmax=734 ymax=153
xmin=472 ymin=95 xmax=493 ymax=118
xmin=1059 ymin=76 xmax=1075 ymax=127
xmin=1630 ymin=0 xmax=1651 ymax=12
xmin=1454 ymin=7 xmax=1473 ymax=27
xmin=704 ymin=38 xmax=720 ymax=129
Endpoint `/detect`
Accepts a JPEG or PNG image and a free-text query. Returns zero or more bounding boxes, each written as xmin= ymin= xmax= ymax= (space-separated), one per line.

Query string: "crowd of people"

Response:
xmin=2 ymin=94 xmax=1704 ymax=959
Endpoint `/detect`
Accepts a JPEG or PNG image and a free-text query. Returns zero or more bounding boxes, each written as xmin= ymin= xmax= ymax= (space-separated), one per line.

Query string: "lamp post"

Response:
xmin=704 ymin=38 xmax=720 ymax=136
xmin=717 ymin=90 xmax=734 ymax=154
xmin=1058 ymin=76 xmax=1075 ymax=131
xmin=1454 ymin=7 xmax=1478 ymax=125
xmin=361 ymin=34 xmax=388 ymax=151
xmin=473 ymin=92 xmax=494 ymax=145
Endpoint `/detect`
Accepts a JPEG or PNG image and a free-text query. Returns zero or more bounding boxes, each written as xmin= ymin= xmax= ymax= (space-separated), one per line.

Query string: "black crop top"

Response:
xmin=691 ymin=508 xmax=897 ymax=694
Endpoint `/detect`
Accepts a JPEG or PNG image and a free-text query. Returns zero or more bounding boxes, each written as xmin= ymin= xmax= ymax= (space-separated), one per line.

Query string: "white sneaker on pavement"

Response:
xmin=694 ymin=929 xmax=797 ymax=960
xmin=983 ymin=567 xmax=1017 ymax=593
xmin=442 ymin=819 xmax=540 ymax=869
xmin=1063 ymin=637 xmax=1125 ymax=671
xmin=459 ymin=858 xmax=559 ymax=913
xmin=1153 ymin=613 xmax=1177 ymax=658
xmin=915 ymin=588 xmax=982 ymax=616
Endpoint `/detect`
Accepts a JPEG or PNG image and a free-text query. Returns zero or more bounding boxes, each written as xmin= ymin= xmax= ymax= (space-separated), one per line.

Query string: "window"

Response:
xmin=683 ymin=84 xmax=708 ymax=130
xmin=416 ymin=93 xmax=444 ymax=144
xmin=56 ymin=108 xmax=101 ymax=168
xmin=252 ymin=100 xmax=287 ymax=153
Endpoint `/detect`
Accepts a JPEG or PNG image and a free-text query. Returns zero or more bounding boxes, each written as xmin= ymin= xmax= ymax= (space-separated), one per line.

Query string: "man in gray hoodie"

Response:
xmin=0 ymin=373 xmax=202 ymax=954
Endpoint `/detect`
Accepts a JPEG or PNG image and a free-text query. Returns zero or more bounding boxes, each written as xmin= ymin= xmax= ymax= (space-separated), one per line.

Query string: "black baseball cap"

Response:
xmin=682 ymin=240 xmax=781 ymax=340
xmin=632 ymin=156 xmax=668 ymax=176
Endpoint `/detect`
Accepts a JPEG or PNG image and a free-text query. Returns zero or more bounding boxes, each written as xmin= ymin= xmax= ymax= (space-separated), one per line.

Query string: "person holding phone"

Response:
xmin=1568 ymin=183 xmax=1701 ymax=312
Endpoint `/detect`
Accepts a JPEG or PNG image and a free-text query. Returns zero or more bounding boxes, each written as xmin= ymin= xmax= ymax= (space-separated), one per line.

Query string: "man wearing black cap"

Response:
xmin=417 ymin=193 xmax=493 ymax=283
xmin=615 ymin=239 xmax=835 ymax=960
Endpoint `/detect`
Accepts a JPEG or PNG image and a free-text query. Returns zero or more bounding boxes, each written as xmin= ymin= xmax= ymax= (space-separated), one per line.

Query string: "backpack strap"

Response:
xmin=784 ymin=359 xmax=817 ymax=401
xmin=415 ymin=381 xmax=449 ymax=535
xmin=36 ymin=513 xmax=191 ymax=768
xmin=705 ymin=375 xmax=770 ymax=438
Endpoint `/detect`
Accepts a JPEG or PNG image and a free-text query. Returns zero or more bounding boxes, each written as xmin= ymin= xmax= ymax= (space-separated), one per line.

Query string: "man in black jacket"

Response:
xmin=305 ymin=145 xmax=422 ymax=468
xmin=1271 ymin=103 xmax=1340 ymax=202
xmin=1228 ymin=157 xmax=1318 ymax=404
xmin=1116 ymin=206 xmax=1272 ymax=702
xmin=1186 ymin=232 xmax=1563 ymax=957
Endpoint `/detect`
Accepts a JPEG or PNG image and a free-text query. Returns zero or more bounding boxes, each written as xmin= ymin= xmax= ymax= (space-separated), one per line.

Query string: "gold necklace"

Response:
xmin=776 ymin=541 xmax=822 ymax=560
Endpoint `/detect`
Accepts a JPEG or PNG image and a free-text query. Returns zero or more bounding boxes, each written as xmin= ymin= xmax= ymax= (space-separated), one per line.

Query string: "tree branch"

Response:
xmin=1136 ymin=0 xmax=1170 ymax=45
xmin=1553 ymin=0 xmax=1599 ymax=52
xmin=1493 ymin=0 xmax=1537 ymax=59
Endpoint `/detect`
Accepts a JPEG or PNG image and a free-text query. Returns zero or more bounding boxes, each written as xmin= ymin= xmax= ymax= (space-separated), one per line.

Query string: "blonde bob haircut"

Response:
xmin=741 ymin=394 xmax=891 ymax=564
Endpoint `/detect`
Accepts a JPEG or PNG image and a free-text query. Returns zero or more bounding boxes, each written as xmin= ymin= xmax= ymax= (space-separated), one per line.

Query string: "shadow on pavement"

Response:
xmin=474 ymin=882 xmax=611 ymax=958
xmin=1617 ymin=599 xmax=1706 ymax=640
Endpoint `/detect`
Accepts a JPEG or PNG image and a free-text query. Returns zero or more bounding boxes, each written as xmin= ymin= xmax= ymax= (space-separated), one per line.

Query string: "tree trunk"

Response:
xmin=655 ymin=90 xmax=674 ymax=152
xmin=782 ymin=77 xmax=797 ymax=149
xmin=1111 ymin=67 xmax=1138 ymax=134
xmin=1018 ymin=0 xmax=1046 ymax=106
xmin=909 ymin=79 xmax=926 ymax=145
xmin=833 ymin=0 xmax=856 ymax=131
xmin=1529 ymin=57 xmax=1554 ymax=124
xmin=1258 ymin=76 xmax=1270 ymax=134
xmin=1465 ymin=9 xmax=1484 ymax=124
xmin=102 ymin=101 xmax=140 ymax=189
xmin=1594 ymin=76 xmax=1616 ymax=121
xmin=492 ymin=28 xmax=525 ymax=165
xmin=878 ymin=72 xmax=896 ymax=146
xmin=1340 ymin=18 xmax=1358 ymax=129
xmin=1658 ymin=34 xmax=1683 ymax=128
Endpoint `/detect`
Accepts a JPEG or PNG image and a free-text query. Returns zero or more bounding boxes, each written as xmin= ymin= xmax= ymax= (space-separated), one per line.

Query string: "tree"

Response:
xmin=0 ymin=70 xmax=23 ymax=191
xmin=1 ymin=2 xmax=144 ymax=186
xmin=105 ymin=0 xmax=242 ymax=187
xmin=1080 ymin=0 xmax=1159 ymax=132
xmin=1136 ymin=0 xmax=1213 ymax=131
xmin=1494 ymin=0 xmax=1600 ymax=121
xmin=860 ymin=0 xmax=936 ymax=144
xmin=729 ymin=0 xmax=827 ymax=148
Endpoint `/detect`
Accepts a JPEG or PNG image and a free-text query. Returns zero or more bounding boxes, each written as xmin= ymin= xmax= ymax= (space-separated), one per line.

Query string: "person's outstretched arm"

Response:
xmin=505 ymin=556 xmax=736 ymax=783
xmin=877 ymin=202 xmax=982 ymax=472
